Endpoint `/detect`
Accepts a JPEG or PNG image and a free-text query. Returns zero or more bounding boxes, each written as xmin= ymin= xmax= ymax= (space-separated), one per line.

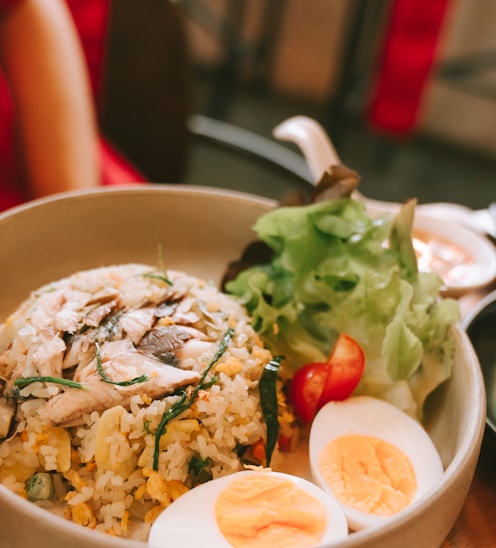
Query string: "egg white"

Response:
xmin=148 ymin=469 xmax=349 ymax=548
xmin=309 ymin=396 xmax=444 ymax=531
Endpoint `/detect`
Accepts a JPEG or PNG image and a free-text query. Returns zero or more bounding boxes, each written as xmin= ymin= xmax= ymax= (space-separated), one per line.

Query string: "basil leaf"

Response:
xmin=259 ymin=356 xmax=282 ymax=466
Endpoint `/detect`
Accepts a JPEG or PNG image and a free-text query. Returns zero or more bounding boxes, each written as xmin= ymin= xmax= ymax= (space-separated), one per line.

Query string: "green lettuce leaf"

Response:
xmin=226 ymin=198 xmax=460 ymax=419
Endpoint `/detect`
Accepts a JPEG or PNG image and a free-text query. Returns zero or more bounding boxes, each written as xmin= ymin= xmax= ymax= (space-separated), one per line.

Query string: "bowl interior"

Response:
xmin=0 ymin=185 xmax=486 ymax=548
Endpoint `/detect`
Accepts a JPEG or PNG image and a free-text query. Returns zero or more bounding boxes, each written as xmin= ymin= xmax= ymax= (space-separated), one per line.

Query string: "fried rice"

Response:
xmin=0 ymin=264 xmax=282 ymax=540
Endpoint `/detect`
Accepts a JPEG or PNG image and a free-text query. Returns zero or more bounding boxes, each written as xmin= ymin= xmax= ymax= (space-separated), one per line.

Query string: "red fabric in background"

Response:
xmin=0 ymin=72 xmax=22 ymax=209
xmin=0 ymin=0 xmax=26 ymax=208
xmin=368 ymin=0 xmax=451 ymax=134
xmin=99 ymin=137 xmax=144 ymax=185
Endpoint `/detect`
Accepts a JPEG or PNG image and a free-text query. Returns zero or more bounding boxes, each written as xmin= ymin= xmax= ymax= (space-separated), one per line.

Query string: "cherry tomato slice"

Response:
xmin=317 ymin=333 xmax=365 ymax=406
xmin=288 ymin=361 xmax=330 ymax=424
xmin=288 ymin=333 xmax=365 ymax=423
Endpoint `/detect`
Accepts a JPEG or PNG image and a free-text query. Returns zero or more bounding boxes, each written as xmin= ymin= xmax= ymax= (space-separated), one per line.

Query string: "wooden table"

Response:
xmin=442 ymin=435 xmax=496 ymax=546
xmin=443 ymin=288 xmax=496 ymax=546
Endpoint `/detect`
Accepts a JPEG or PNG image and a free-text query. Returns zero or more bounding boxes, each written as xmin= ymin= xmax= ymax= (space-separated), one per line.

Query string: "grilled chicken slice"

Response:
xmin=38 ymin=340 xmax=200 ymax=427
xmin=0 ymin=397 xmax=15 ymax=440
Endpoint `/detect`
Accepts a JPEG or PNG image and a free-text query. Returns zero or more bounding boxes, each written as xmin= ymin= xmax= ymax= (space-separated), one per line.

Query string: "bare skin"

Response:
xmin=0 ymin=0 xmax=100 ymax=198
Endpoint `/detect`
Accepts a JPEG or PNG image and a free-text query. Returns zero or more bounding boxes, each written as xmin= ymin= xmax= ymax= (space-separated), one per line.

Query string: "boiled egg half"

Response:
xmin=148 ymin=469 xmax=349 ymax=548
xmin=309 ymin=396 xmax=444 ymax=531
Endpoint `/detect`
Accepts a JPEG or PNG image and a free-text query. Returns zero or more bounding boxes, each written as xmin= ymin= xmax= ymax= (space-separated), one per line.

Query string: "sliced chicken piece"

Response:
xmin=32 ymin=331 xmax=66 ymax=378
xmin=62 ymin=311 xmax=124 ymax=369
xmin=171 ymin=297 xmax=201 ymax=324
xmin=29 ymin=289 xmax=72 ymax=331
xmin=54 ymin=288 xmax=120 ymax=332
xmin=0 ymin=397 xmax=15 ymax=440
xmin=0 ymin=378 xmax=15 ymax=441
xmin=120 ymin=307 xmax=156 ymax=345
xmin=0 ymin=348 xmax=12 ymax=379
xmin=38 ymin=340 xmax=200 ymax=427
xmin=7 ymin=330 xmax=66 ymax=387
xmin=84 ymin=297 xmax=120 ymax=328
xmin=176 ymin=339 xmax=216 ymax=362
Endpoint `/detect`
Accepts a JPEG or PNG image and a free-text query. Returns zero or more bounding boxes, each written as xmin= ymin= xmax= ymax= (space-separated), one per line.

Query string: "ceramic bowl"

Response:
xmin=463 ymin=288 xmax=496 ymax=448
xmin=0 ymin=185 xmax=486 ymax=548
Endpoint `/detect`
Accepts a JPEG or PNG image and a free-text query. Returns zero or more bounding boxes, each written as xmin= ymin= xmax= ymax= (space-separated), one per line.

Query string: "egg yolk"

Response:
xmin=319 ymin=434 xmax=417 ymax=516
xmin=214 ymin=474 xmax=327 ymax=548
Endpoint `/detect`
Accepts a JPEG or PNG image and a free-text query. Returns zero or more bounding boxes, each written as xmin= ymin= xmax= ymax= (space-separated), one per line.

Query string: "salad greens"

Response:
xmin=226 ymin=197 xmax=460 ymax=420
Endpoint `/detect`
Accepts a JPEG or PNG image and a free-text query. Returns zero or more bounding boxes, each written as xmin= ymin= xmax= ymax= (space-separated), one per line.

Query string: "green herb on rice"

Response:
xmin=143 ymin=272 xmax=173 ymax=285
xmin=259 ymin=356 xmax=282 ymax=466
xmin=152 ymin=327 xmax=235 ymax=471
xmin=95 ymin=341 xmax=150 ymax=386
xmin=143 ymin=244 xmax=173 ymax=285
xmin=14 ymin=376 xmax=87 ymax=391
xmin=188 ymin=454 xmax=213 ymax=484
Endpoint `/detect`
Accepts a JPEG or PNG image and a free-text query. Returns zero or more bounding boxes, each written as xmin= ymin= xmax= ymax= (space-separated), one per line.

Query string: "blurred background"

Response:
xmin=99 ymin=0 xmax=496 ymax=209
